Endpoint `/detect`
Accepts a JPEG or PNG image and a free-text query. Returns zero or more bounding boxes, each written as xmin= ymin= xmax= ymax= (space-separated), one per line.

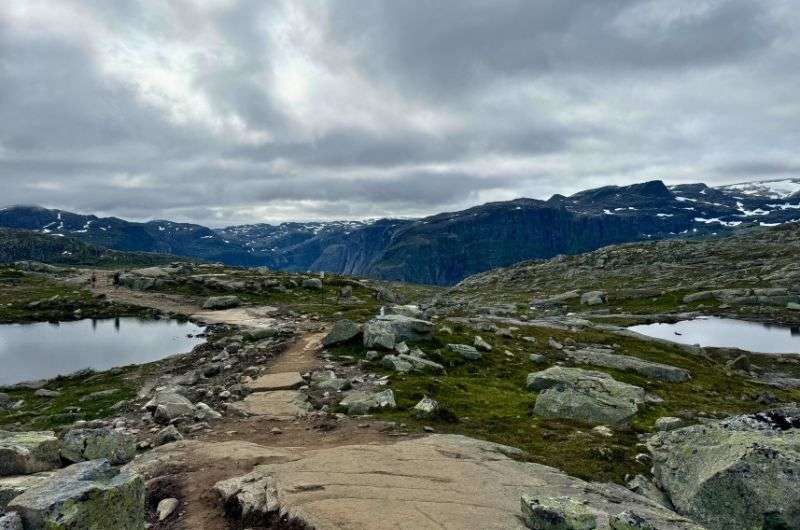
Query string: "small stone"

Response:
xmin=447 ymin=344 xmax=482 ymax=360
xmin=33 ymin=389 xmax=60 ymax=398
xmin=592 ymin=426 xmax=613 ymax=437
xmin=653 ymin=417 xmax=685 ymax=432
xmin=413 ymin=397 xmax=439 ymax=419
xmin=157 ymin=498 xmax=179 ymax=521
xmin=548 ymin=338 xmax=563 ymax=350
xmin=474 ymin=336 xmax=492 ymax=351
xmin=528 ymin=353 xmax=546 ymax=364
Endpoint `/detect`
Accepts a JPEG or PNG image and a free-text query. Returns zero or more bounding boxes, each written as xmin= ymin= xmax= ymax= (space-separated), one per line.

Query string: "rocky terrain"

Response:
xmin=3 ymin=177 xmax=799 ymax=286
xmin=1 ymin=222 xmax=799 ymax=528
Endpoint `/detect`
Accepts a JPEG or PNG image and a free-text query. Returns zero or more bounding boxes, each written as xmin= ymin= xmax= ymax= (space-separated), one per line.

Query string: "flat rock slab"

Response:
xmin=192 ymin=306 xmax=278 ymax=327
xmin=214 ymin=434 xmax=700 ymax=530
xmin=564 ymin=347 xmax=691 ymax=382
xmin=245 ymin=372 xmax=305 ymax=392
xmin=228 ymin=391 xmax=311 ymax=420
xmin=0 ymin=472 xmax=53 ymax=510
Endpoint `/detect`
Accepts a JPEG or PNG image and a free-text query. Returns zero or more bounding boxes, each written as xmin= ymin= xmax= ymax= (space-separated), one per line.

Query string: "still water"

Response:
xmin=0 ymin=317 xmax=206 ymax=385
xmin=628 ymin=316 xmax=800 ymax=354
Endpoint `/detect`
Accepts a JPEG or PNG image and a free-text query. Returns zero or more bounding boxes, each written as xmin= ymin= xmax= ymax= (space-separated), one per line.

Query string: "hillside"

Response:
xmin=0 ymin=228 xmax=185 ymax=267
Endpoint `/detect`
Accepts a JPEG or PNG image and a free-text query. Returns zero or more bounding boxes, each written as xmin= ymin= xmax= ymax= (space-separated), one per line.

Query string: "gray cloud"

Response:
xmin=0 ymin=0 xmax=798 ymax=226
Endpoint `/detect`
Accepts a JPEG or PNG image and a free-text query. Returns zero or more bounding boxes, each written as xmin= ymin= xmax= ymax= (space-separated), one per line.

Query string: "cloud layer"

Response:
xmin=1 ymin=0 xmax=798 ymax=225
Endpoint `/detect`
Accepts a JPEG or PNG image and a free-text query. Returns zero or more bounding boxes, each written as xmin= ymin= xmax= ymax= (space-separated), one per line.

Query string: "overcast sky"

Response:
xmin=1 ymin=1 xmax=798 ymax=226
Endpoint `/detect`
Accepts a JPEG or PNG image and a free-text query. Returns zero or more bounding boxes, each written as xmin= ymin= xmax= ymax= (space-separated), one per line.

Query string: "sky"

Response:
xmin=1 ymin=1 xmax=799 ymax=226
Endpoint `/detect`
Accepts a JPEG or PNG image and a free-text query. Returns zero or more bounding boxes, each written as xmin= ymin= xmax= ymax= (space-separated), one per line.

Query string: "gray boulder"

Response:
xmin=8 ymin=460 xmax=145 ymax=530
xmin=398 ymin=354 xmax=445 ymax=373
xmin=521 ymin=495 xmax=600 ymax=529
xmin=156 ymin=425 xmax=183 ymax=446
xmin=647 ymin=405 xmax=800 ymax=530
xmin=580 ymin=291 xmax=607 ymax=306
xmin=564 ymin=347 xmax=691 ymax=383
xmin=0 ymin=431 xmax=60 ymax=476
xmin=61 ymin=428 xmax=136 ymax=465
xmin=381 ymin=355 xmax=413 ymax=373
xmin=0 ymin=395 xmax=10 ymax=412
xmin=202 ymin=295 xmax=241 ymax=310
xmin=302 ymin=278 xmax=322 ymax=289
xmin=474 ymin=336 xmax=493 ymax=351
xmin=528 ymin=367 xmax=645 ymax=428
xmin=323 ymin=320 xmax=362 ymax=347
xmin=145 ymin=389 xmax=195 ymax=424
xmin=363 ymin=320 xmax=396 ymax=350
xmin=339 ymin=390 xmax=396 ymax=416
xmin=448 ymin=344 xmax=482 ymax=361
xmin=363 ymin=314 xmax=435 ymax=350
xmin=413 ymin=397 xmax=439 ymax=419
xmin=653 ymin=417 xmax=687 ymax=432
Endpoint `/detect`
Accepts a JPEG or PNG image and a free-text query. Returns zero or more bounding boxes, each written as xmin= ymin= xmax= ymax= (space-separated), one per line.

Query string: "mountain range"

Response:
xmin=2 ymin=178 xmax=798 ymax=285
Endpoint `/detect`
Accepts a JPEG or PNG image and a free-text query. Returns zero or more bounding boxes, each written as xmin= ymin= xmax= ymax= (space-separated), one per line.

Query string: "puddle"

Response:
xmin=628 ymin=316 xmax=800 ymax=354
xmin=0 ymin=317 xmax=205 ymax=385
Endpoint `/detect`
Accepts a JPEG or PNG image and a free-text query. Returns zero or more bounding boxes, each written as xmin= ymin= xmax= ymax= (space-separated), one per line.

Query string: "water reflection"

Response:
xmin=0 ymin=317 xmax=205 ymax=385
xmin=629 ymin=316 xmax=800 ymax=354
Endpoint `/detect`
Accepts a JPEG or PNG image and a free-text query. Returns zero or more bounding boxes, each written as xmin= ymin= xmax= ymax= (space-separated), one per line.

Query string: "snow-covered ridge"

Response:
xmin=718 ymin=178 xmax=800 ymax=199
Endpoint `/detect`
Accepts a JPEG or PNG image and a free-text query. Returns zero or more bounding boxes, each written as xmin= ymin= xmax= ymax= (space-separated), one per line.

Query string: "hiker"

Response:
xmin=90 ymin=272 xmax=97 ymax=288
xmin=112 ymin=271 xmax=121 ymax=288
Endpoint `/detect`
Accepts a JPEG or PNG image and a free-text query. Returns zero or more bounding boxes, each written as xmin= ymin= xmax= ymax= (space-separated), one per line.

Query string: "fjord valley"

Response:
xmin=3 ymin=178 xmax=799 ymax=286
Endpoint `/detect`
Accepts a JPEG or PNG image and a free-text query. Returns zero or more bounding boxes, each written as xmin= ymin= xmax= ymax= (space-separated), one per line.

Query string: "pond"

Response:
xmin=0 ymin=317 xmax=206 ymax=385
xmin=628 ymin=316 xmax=800 ymax=354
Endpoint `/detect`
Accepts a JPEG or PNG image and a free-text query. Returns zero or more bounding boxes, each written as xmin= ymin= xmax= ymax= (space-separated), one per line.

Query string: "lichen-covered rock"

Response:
xmin=7 ymin=459 xmax=145 ymax=530
xmin=363 ymin=320 xmax=396 ymax=350
xmin=448 ymin=343 xmax=482 ymax=360
xmin=202 ymin=295 xmax=241 ymax=310
xmin=609 ymin=510 xmax=657 ymax=530
xmin=521 ymin=495 xmax=600 ymax=529
xmin=339 ymin=390 xmax=396 ymax=415
xmin=413 ymin=397 xmax=439 ymax=419
xmin=647 ymin=405 xmax=800 ymax=530
xmin=398 ymin=353 xmax=445 ymax=373
xmin=653 ymin=417 xmax=686 ymax=432
xmin=528 ymin=367 xmax=645 ymax=428
xmin=580 ymin=290 xmax=607 ymax=306
xmin=61 ymin=428 xmax=136 ymax=465
xmin=322 ymin=320 xmax=362 ymax=347
xmin=0 ymin=431 xmax=60 ymax=476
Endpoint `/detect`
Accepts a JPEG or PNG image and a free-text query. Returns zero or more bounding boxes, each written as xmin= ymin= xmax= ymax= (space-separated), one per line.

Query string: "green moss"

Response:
xmin=329 ymin=321 xmax=800 ymax=483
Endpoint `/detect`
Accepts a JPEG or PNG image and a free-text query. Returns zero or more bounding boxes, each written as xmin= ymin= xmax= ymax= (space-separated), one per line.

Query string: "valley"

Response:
xmin=1 ymin=221 xmax=799 ymax=529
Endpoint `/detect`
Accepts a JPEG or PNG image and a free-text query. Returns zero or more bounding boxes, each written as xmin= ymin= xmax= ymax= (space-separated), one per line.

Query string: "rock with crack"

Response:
xmin=647 ymin=404 xmax=800 ymax=530
xmin=7 ymin=459 xmax=145 ymax=530
xmin=213 ymin=434 xmax=700 ymax=530
xmin=339 ymin=390 xmax=396 ymax=415
xmin=61 ymin=427 xmax=136 ymax=465
xmin=227 ymin=391 xmax=312 ymax=420
xmin=381 ymin=355 xmax=413 ymax=373
xmin=0 ymin=431 xmax=61 ymax=476
xmin=563 ymin=347 xmax=690 ymax=383
xmin=245 ymin=372 xmax=305 ymax=391
xmin=323 ymin=320 xmax=362 ymax=347
xmin=527 ymin=367 xmax=646 ymax=428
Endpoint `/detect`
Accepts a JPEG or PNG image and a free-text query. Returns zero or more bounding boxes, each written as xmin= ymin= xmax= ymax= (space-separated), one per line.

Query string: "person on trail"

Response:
xmin=112 ymin=271 xmax=121 ymax=288
xmin=90 ymin=272 xmax=97 ymax=288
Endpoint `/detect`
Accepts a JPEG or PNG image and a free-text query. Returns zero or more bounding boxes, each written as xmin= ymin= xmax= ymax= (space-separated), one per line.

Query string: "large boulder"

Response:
xmin=323 ymin=320 xmax=362 ymax=347
xmin=213 ymin=434 xmax=700 ymax=529
xmin=145 ymin=388 xmax=195 ymax=424
xmin=580 ymin=290 xmax=607 ymax=306
xmin=61 ymin=428 xmax=136 ymax=465
xmin=8 ymin=459 xmax=145 ymax=530
xmin=564 ymin=347 xmax=691 ymax=383
xmin=363 ymin=314 xmax=434 ymax=349
xmin=302 ymin=278 xmax=323 ymax=289
xmin=202 ymin=295 xmax=241 ymax=310
xmin=647 ymin=405 xmax=800 ymax=530
xmin=0 ymin=431 xmax=60 ymax=476
xmin=339 ymin=390 xmax=396 ymax=415
xmin=528 ymin=367 xmax=646 ymax=428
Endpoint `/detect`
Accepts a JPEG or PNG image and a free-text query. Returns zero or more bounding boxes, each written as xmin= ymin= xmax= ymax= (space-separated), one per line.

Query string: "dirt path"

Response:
xmin=84 ymin=270 xmax=204 ymax=316
xmin=266 ymin=331 xmax=326 ymax=374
